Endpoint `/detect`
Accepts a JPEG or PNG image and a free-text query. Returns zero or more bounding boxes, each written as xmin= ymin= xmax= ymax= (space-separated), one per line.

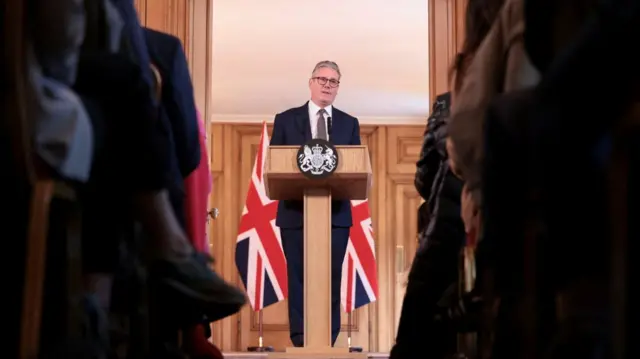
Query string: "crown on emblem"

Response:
xmin=312 ymin=144 xmax=323 ymax=154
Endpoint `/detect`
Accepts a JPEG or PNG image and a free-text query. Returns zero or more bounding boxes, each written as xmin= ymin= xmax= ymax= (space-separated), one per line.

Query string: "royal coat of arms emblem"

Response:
xmin=296 ymin=139 xmax=339 ymax=178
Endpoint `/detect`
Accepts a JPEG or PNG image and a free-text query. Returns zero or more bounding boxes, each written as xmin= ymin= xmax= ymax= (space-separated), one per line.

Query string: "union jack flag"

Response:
xmin=341 ymin=199 xmax=378 ymax=313
xmin=235 ymin=122 xmax=288 ymax=311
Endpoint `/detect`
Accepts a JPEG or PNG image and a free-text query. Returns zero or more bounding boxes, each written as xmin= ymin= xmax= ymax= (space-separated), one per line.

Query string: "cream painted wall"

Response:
xmin=211 ymin=0 xmax=429 ymax=124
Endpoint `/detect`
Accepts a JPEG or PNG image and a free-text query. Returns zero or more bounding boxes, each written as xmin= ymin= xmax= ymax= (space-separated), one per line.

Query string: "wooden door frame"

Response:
xmin=187 ymin=0 xmax=466 ymax=352
xmin=429 ymin=0 xmax=466 ymax=104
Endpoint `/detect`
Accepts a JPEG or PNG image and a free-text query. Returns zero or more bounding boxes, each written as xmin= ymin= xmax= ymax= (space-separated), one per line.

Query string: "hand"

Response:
xmin=461 ymin=184 xmax=480 ymax=239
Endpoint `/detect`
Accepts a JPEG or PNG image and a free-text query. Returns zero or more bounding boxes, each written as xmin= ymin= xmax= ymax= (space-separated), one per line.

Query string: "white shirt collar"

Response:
xmin=308 ymin=100 xmax=333 ymax=139
xmin=308 ymin=100 xmax=333 ymax=118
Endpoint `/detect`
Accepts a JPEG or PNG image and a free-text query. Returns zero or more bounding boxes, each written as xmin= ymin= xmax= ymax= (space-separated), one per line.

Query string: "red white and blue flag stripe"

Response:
xmin=341 ymin=199 xmax=379 ymax=313
xmin=235 ymin=122 xmax=288 ymax=311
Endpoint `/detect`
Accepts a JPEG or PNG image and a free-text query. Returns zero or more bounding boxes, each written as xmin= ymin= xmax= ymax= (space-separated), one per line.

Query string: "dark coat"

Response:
xmin=391 ymin=92 xmax=465 ymax=359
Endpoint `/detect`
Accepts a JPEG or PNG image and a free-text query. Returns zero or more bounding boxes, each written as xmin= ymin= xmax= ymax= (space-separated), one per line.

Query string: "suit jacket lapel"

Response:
xmin=295 ymin=102 xmax=312 ymax=141
xmin=331 ymin=109 xmax=349 ymax=144
xmin=330 ymin=110 xmax=340 ymax=144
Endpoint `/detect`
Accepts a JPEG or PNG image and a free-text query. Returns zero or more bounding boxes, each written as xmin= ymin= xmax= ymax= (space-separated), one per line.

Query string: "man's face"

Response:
xmin=309 ymin=67 xmax=340 ymax=106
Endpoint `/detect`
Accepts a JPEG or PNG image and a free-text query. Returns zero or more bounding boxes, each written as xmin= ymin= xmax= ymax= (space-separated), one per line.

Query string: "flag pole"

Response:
xmin=247 ymin=310 xmax=274 ymax=352
xmin=347 ymin=311 xmax=363 ymax=353
xmin=348 ymin=311 xmax=352 ymax=348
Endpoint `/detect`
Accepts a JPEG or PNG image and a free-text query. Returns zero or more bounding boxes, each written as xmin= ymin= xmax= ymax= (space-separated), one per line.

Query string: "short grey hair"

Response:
xmin=311 ymin=61 xmax=341 ymax=79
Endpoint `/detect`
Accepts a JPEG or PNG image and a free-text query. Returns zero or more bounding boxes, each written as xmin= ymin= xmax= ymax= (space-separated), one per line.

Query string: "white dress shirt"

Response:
xmin=308 ymin=100 xmax=332 ymax=140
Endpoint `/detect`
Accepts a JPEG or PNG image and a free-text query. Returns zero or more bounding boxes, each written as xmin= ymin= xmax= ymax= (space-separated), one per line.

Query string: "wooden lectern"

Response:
xmin=264 ymin=145 xmax=372 ymax=358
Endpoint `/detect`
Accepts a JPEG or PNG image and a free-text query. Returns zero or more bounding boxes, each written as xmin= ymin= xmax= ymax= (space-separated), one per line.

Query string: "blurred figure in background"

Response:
xmin=390 ymin=92 xmax=465 ymax=359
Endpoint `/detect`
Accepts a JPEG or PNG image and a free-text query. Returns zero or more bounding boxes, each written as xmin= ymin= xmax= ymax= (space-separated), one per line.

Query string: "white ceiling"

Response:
xmin=211 ymin=0 xmax=430 ymax=122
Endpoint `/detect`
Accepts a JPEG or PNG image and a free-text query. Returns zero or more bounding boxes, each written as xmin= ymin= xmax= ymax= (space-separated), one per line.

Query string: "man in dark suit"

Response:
xmin=143 ymin=27 xmax=201 ymax=227
xmin=270 ymin=60 xmax=361 ymax=347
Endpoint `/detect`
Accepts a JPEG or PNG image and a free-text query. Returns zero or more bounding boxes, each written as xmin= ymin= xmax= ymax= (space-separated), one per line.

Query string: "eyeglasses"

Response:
xmin=312 ymin=76 xmax=340 ymax=88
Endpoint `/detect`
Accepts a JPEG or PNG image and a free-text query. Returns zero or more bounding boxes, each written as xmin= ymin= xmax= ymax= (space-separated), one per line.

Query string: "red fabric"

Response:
xmin=184 ymin=109 xmax=212 ymax=253
xmin=183 ymin=324 xmax=223 ymax=359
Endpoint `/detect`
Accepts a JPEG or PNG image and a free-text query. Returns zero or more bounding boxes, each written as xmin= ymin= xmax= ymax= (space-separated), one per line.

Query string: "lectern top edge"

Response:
xmin=264 ymin=144 xmax=372 ymax=201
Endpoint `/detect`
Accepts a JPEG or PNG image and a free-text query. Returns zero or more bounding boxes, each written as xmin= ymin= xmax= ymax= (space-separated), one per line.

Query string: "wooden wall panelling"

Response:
xmin=370 ymin=126 xmax=389 ymax=352
xmin=385 ymin=127 xmax=424 ymax=335
xmin=207 ymin=123 xmax=425 ymax=352
xmin=208 ymin=124 xmax=241 ymax=351
xmin=365 ymin=125 xmax=385 ymax=352
xmin=376 ymin=126 xmax=425 ymax=352
xmin=208 ymin=124 xmax=386 ymax=351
